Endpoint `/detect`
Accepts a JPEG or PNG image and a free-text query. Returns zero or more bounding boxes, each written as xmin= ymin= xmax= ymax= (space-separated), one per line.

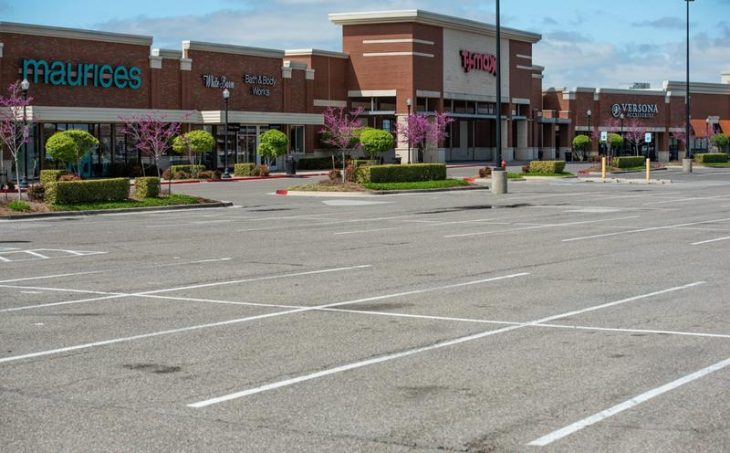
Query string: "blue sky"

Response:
xmin=3 ymin=0 xmax=729 ymax=89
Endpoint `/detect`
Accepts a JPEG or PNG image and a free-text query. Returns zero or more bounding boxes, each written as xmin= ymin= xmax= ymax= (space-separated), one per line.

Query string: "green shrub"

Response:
xmin=572 ymin=135 xmax=591 ymax=150
xmin=45 ymin=178 xmax=130 ymax=205
xmin=710 ymin=134 xmax=729 ymax=149
xmin=368 ymin=164 xmax=447 ymax=183
xmin=612 ymin=156 xmax=647 ymax=168
xmin=353 ymin=165 xmax=371 ymax=184
xmin=528 ymin=160 xmax=566 ymax=173
xmin=170 ymin=165 xmax=205 ymax=176
xmin=258 ymin=129 xmax=289 ymax=164
xmin=234 ymin=163 xmax=255 ymax=176
xmin=296 ymin=156 xmax=337 ymax=170
xmin=135 ymin=177 xmax=160 ymax=199
xmin=40 ymin=169 xmax=66 ymax=186
xmin=359 ymin=128 xmax=394 ymax=160
xmin=694 ymin=153 xmax=728 ymax=164
xmin=608 ymin=133 xmax=624 ymax=149
xmin=8 ymin=200 xmax=31 ymax=212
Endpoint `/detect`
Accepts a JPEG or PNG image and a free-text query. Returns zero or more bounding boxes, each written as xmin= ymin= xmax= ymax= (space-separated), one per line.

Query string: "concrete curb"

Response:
xmin=577 ymin=177 xmax=671 ymax=185
xmin=0 ymin=201 xmax=233 ymax=220
xmin=275 ymin=185 xmax=491 ymax=197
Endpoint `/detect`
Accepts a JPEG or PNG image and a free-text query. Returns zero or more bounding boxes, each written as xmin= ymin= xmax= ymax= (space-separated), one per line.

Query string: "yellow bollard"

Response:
xmin=601 ymin=157 xmax=606 ymax=182
xmin=646 ymin=158 xmax=651 ymax=183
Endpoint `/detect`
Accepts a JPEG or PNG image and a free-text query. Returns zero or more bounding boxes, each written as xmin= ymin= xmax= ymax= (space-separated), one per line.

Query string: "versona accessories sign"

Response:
xmin=460 ymin=50 xmax=497 ymax=75
xmin=244 ymin=73 xmax=275 ymax=96
xmin=21 ymin=59 xmax=142 ymax=89
xmin=611 ymin=103 xmax=658 ymax=118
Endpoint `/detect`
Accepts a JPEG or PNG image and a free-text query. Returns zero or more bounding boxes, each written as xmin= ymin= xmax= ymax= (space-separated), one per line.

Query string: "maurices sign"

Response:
xmin=611 ymin=103 xmax=659 ymax=119
xmin=21 ymin=59 xmax=142 ymax=89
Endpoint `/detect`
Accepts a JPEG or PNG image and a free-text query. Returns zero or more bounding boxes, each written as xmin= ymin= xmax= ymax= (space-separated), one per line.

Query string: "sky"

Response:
xmin=2 ymin=0 xmax=729 ymax=90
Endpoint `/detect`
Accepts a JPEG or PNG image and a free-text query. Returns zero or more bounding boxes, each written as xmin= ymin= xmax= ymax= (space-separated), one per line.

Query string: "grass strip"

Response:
xmin=51 ymin=194 xmax=203 ymax=211
xmin=364 ymin=179 xmax=471 ymax=191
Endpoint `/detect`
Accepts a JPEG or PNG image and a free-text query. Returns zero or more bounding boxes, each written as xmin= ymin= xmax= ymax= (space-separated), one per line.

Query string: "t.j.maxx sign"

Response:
xmin=460 ymin=50 xmax=497 ymax=76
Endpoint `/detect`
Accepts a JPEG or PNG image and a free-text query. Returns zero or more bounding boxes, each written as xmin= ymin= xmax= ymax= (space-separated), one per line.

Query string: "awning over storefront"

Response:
xmin=719 ymin=120 xmax=730 ymax=135
xmin=690 ymin=119 xmax=709 ymax=137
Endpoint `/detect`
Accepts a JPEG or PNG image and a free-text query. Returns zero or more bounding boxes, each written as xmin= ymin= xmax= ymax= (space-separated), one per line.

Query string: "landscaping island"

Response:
xmin=0 ymin=170 xmax=224 ymax=217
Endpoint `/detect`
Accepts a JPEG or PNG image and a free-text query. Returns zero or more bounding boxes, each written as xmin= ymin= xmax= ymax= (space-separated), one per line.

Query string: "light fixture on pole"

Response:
xmin=684 ymin=0 xmax=694 ymax=172
xmin=406 ymin=98 xmax=412 ymax=163
xmin=620 ymin=112 xmax=625 ymax=156
xmin=587 ymin=109 xmax=592 ymax=156
xmin=494 ymin=0 xmax=502 ymax=170
xmin=20 ymin=78 xmax=30 ymax=189
xmin=222 ymin=88 xmax=231 ymax=179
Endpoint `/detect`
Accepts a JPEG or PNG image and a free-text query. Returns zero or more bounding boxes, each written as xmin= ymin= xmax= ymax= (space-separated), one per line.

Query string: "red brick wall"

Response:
xmin=186 ymin=50 xmax=287 ymax=112
xmin=1 ymin=32 xmax=151 ymax=108
xmin=508 ymin=40 xmax=533 ymax=101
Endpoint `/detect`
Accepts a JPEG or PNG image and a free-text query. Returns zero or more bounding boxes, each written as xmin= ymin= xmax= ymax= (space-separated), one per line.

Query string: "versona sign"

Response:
xmin=611 ymin=103 xmax=658 ymax=119
xmin=21 ymin=59 xmax=142 ymax=90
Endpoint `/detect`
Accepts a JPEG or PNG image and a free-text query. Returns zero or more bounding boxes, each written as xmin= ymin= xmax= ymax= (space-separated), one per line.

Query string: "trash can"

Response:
xmin=286 ymin=155 xmax=297 ymax=176
xmin=393 ymin=156 xmax=402 ymax=164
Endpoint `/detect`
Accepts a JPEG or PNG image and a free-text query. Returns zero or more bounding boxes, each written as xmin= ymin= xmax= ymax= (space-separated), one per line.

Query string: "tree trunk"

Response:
xmin=13 ymin=155 xmax=21 ymax=201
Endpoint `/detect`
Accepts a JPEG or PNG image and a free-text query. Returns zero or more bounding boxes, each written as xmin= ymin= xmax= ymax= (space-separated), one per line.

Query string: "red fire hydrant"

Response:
xmin=501 ymin=160 xmax=507 ymax=170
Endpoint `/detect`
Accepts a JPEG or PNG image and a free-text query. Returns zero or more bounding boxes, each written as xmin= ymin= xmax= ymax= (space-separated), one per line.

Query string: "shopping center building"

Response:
xmin=1 ymin=9 xmax=730 ymax=179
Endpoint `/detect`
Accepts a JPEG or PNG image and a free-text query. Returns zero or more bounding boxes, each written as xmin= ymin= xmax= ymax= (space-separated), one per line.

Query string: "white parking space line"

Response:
xmin=0 ymin=272 xmax=529 ymax=365
xmin=334 ymin=227 xmax=400 ymax=235
xmin=691 ymin=236 xmax=730 ymax=246
xmin=528 ymin=357 xmax=730 ymax=447
xmin=445 ymin=217 xmax=640 ymax=239
xmin=187 ymin=281 xmax=702 ymax=408
xmin=0 ymin=265 xmax=371 ymax=313
xmin=157 ymin=258 xmax=233 ymax=267
xmin=563 ymin=217 xmax=730 ymax=242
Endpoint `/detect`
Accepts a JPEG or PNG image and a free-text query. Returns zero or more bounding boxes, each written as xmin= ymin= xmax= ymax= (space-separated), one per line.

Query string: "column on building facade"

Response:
xmin=149 ymin=54 xmax=162 ymax=109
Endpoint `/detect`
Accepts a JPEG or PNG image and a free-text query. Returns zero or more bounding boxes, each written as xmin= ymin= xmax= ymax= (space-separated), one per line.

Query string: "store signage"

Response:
xmin=645 ymin=132 xmax=652 ymax=143
xmin=21 ymin=59 xmax=142 ymax=89
xmin=611 ymin=103 xmax=658 ymax=119
xmin=243 ymin=73 xmax=276 ymax=96
xmin=460 ymin=50 xmax=497 ymax=75
xmin=201 ymin=74 xmax=235 ymax=89
xmin=600 ymin=131 xmax=608 ymax=142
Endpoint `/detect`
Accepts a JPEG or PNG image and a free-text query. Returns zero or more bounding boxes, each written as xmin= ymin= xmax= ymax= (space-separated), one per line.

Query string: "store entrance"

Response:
xmin=237 ymin=126 xmax=258 ymax=164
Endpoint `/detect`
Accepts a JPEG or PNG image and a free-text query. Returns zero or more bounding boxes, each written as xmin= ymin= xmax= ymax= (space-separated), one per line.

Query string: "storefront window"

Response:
xmin=289 ymin=126 xmax=304 ymax=154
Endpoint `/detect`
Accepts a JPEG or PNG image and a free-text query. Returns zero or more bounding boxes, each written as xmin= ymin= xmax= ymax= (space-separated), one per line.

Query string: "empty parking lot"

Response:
xmin=1 ymin=167 xmax=729 ymax=452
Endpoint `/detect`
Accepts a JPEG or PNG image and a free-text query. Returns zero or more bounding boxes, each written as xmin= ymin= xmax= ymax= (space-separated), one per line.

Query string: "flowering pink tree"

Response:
xmin=0 ymin=81 xmax=33 ymax=199
xmin=624 ymin=118 xmax=647 ymax=156
xmin=119 ymin=113 xmax=181 ymax=178
xmin=320 ymin=107 xmax=363 ymax=182
xmin=397 ymin=112 xmax=453 ymax=163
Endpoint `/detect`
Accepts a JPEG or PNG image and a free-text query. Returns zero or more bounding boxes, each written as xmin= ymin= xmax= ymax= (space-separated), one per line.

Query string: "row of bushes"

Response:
xmin=39 ymin=170 xmax=161 ymax=204
xmin=694 ymin=153 xmax=728 ymax=164
xmin=528 ymin=160 xmax=566 ymax=173
xmin=353 ymin=164 xmax=447 ymax=183
xmin=611 ymin=156 xmax=646 ymax=169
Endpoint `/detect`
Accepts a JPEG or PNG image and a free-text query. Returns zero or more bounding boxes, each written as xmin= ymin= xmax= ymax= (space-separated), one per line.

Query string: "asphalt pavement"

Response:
xmin=1 ymin=165 xmax=729 ymax=452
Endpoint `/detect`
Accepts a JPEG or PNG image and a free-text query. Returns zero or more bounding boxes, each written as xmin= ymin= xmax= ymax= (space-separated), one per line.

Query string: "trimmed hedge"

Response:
xmin=368 ymin=164 xmax=447 ymax=183
xmin=135 ymin=177 xmax=160 ymax=199
xmin=234 ymin=163 xmax=255 ymax=176
xmin=40 ymin=170 xmax=66 ymax=186
xmin=528 ymin=160 xmax=566 ymax=173
xmin=296 ymin=156 xmax=338 ymax=170
xmin=694 ymin=153 xmax=728 ymax=164
xmin=170 ymin=165 xmax=205 ymax=175
xmin=45 ymin=178 xmax=130 ymax=205
xmin=612 ymin=156 xmax=646 ymax=168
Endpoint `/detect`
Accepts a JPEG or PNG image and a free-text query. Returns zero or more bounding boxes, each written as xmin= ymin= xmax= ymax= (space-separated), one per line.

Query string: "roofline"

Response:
xmin=183 ymin=41 xmax=284 ymax=59
xmin=329 ymin=9 xmax=541 ymax=43
xmin=285 ymin=49 xmax=350 ymax=59
xmin=0 ymin=21 xmax=152 ymax=46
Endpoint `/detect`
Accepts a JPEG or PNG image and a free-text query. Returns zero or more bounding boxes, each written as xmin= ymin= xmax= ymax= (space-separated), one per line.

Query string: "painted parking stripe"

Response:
xmin=0 ymin=272 xmax=528 ymax=365
xmin=528 ymin=357 xmax=730 ymax=447
xmin=187 ymin=281 xmax=702 ymax=408
xmin=691 ymin=236 xmax=730 ymax=246
xmin=563 ymin=217 xmax=730 ymax=242
xmin=445 ymin=216 xmax=640 ymax=239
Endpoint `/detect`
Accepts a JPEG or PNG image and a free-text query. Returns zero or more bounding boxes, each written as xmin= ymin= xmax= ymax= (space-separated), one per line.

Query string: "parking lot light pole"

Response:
xmin=491 ymin=0 xmax=507 ymax=194
xmin=20 ymin=79 xmax=30 ymax=189
xmin=222 ymin=88 xmax=231 ymax=178
xmin=684 ymin=0 xmax=694 ymax=173
xmin=587 ymin=109 xmax=592 ymax=158
xmin=406 ymin=98 xmax=412 ymax=164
